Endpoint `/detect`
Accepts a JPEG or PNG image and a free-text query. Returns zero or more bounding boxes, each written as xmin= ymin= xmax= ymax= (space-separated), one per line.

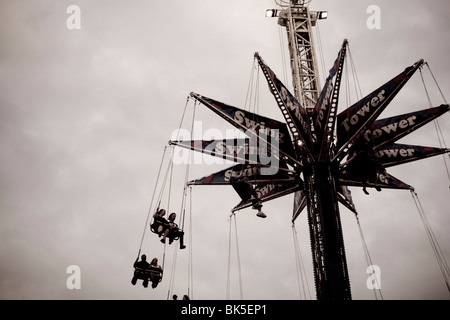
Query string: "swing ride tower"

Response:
xmin=168 ymin=0 xmax=450 ymax=300
xmin=270 ymin=0 xmax=351 ymax=300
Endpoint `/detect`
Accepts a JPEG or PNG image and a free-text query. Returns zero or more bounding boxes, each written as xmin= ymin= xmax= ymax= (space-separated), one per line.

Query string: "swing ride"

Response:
xmin=134 ymin=0 xmax=450 ymax=300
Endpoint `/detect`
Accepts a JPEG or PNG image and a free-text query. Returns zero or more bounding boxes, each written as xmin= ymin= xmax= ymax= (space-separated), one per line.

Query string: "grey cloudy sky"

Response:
xmin=0 ymin=0 xmax=449 ymax=300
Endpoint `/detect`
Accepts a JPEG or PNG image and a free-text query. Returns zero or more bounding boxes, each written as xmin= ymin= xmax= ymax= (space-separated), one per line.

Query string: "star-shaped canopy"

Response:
xmin=170 ymin=40 xmax=449 ymax=219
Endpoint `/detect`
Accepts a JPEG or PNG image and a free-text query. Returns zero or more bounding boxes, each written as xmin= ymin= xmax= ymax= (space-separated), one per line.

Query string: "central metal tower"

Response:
xmin=271 ymin=0 xmax=351 ymax=300
xmin=287 ymin=4 xmax=351 ymax=297
xmin=277 ymin=0 xmax=322 ymax=109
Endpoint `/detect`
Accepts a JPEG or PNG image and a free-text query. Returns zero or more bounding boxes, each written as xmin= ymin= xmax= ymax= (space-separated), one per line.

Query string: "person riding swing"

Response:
xmin=131 ymin=254 xmax=151 ymax=288
xmin=343 ymin=139 xmax=388 ymax=195
xmin=148 ymin=258 xmax=163 ymax=289
xmin=150 ymin=208 xmax=168 ymax=237
xmin=131 ymin=254 xmax=164 ymax=289
xmin=160 ymin=212 xmax=186 ymax=250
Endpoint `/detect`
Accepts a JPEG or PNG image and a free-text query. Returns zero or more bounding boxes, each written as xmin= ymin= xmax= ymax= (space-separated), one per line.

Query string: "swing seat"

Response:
xmin=150 ymin=217 xmax=168 ymax=236
xmin=134 ymin=267 xmax=163 ymax=283
xmin=166 ymin=228 xmax=182 ymax=242
xmin=151 ymin=218 xmax=181 ymax=241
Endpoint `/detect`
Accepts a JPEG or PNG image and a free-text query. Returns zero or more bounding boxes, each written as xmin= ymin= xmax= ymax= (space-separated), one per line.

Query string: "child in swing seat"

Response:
xmin=160 ymin=212 xmax=186 ymax=250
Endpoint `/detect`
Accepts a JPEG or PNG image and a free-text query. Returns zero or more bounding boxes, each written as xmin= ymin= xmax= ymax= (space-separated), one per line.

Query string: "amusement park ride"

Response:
xmin=141 ymin=0 xmax=449 ymax=300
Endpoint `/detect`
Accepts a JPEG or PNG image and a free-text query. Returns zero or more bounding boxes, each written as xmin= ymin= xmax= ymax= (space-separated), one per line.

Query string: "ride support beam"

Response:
xmin=304 ymin=162 xmax=352 ymax=300
xmin=278 ymin=5 xmax=321 ymax=110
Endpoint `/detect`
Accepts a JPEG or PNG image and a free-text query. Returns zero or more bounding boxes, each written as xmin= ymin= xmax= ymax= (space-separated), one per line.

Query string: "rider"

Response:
xmin=151 ymin=208 xmax=168 ymax=237
xmin=160 ymin=212 xmax=186 ymax=250
xmin=131 ymin=254 xmax=151 ymax=288
xmin=148 ymin=258 xmax=163 ymax=289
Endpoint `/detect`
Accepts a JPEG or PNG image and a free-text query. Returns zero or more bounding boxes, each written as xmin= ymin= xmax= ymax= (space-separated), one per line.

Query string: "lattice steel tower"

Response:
xmin=270 ymin=0 xmax=351 ymax=300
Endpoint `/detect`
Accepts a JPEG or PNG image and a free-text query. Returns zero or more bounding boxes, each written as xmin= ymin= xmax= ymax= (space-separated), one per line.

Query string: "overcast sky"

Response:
xmin=1 ymin=0 xmax=449 ymax=300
